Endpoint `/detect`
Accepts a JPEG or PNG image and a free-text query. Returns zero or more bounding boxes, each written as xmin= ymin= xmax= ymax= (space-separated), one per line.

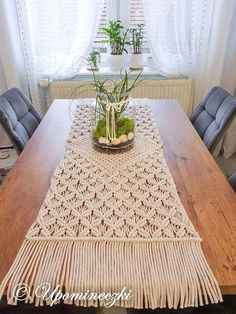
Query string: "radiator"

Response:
xmin=47 ymin=79 xmax=193 ymax=114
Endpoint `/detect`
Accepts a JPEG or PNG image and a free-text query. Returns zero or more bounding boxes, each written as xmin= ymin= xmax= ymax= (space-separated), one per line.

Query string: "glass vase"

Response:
xmin=92 ymin=93 xmax=135 ymax=150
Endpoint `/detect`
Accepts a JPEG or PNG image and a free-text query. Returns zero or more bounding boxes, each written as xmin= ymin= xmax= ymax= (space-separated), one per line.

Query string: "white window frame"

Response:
xmin=98 ymin=0 xmax=150 ymax=65
xmin=107 ymin=0 xmax=131 ymax=29
xmin=89 ymin=0 xmax=152 ymax=73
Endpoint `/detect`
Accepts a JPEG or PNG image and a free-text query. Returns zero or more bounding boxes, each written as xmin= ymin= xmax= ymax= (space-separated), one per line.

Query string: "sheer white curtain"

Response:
xmin=143 ymin=0 xmax=236 ymax=112
xmin=204 ymin=0 xmax=236 ymax=97
xmin=16 ymin=0 xmax=104 ymax=114
xmin=0 ymin=0 xmax=28 ymax=95
xmin=0 ymin=0 xmax=29 ymax=147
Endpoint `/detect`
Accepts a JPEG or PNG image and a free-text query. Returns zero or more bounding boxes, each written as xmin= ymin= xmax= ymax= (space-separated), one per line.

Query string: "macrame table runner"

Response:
xmin=0 ymin=99 xmax=222 ymax=309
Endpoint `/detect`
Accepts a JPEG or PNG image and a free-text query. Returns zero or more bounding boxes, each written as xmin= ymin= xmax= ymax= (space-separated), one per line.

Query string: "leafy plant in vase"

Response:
xmin=91 ymin=69 xmax=143 ymax=150
xmin=101 ymin=20 xmax=131 ymax=71
xmin=87 ymin=50 xmax=101 ymax=71
xmin=130 ymin=24 xmax=144 ymax=70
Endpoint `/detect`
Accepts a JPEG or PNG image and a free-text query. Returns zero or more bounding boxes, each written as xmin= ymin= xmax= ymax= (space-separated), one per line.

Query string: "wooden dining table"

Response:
xmin=0 ymin=99 xmax=236 ymax=296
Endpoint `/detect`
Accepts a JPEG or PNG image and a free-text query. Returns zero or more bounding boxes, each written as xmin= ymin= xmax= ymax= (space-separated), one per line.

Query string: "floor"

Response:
xmin=0 ymin=297 xmax=236 ymax=314
xmin=0 ymin=147 xmax=17 ymax=170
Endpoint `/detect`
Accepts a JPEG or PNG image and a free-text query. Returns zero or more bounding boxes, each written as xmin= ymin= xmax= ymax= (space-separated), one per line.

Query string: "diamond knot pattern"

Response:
xmin=27 ymin=99 xmax=199 ymax=240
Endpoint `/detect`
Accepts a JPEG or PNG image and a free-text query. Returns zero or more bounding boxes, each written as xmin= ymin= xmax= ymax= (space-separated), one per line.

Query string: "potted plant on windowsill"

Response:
xmin=87 ymin=50 xmax=101 ymax=71
xmin=130 ymin=24 xmax=144 ymax=70
xmin=101 ymin=20 xmax=131 ymax=71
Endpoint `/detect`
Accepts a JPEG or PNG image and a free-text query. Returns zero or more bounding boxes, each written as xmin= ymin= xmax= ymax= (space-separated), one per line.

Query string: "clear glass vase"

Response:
xmin=92 ymin=93 xmax=135 ymax=150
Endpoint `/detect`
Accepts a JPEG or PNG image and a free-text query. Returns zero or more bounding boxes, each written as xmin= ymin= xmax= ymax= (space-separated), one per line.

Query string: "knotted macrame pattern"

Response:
xmin=0 ymin=99 xmax=222 ymax=309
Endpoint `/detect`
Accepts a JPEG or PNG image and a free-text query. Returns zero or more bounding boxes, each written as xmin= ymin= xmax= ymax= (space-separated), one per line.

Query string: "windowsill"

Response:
xmin=51 ymin=54 xmax=190 ymax=81
xmin=66 ymin=53 xmax=187 ymax=81
xmin=69 ymin=53 xmax=168 ymax=80
xmin=73 ymin=66 xmax=167 ymax=80
xmin=56 ymin=66 xmax=190 ymax=81
xmin=68 ymin=53 xmax=170 ymax=81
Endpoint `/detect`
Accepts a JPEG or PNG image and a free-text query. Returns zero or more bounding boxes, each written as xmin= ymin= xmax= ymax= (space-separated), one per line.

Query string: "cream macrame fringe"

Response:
xmin=0 ymin=238 xmax=222 ymax=309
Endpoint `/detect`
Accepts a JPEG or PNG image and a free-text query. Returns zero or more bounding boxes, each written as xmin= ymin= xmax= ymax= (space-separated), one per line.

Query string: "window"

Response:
xmin=130 ymin=0 xmax=149 ymax=53
xmin=93 ymin=0 xmax=149 ymax=53
xmin=93 ymin=0 xmax=107 ymax=52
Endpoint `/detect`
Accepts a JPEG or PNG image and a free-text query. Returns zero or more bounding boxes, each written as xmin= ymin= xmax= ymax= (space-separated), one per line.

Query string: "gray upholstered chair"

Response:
xmin=0 ymin=88 xmax=41 ymax=154
xmin=190 ymin=86 xmax=236 ymax=153
xmin=228 ymin=171 xmax=236 ymax=192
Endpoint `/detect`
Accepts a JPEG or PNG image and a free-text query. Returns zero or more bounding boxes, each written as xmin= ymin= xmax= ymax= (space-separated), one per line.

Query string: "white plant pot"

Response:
xmin=109 ymin=54 xmax=125 ymax=71
xmin=130 ymin=53 xmax=143 ymax=70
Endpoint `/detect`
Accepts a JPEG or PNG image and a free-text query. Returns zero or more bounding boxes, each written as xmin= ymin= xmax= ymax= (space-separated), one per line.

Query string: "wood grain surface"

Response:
xmin=0 ymin=99 xmax=235 ymax=294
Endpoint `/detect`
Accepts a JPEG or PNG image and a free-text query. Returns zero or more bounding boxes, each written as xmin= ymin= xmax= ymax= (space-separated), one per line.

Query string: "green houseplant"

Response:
xmin=101 ymin=20 xmax=131 ymax=71
xmin=130 ymin=24 xmax=144 ymax=70
xmin=91 ymin=69 xmax=143 ymax=149
xmin=87 ymin=50 xmax=101 ymax=71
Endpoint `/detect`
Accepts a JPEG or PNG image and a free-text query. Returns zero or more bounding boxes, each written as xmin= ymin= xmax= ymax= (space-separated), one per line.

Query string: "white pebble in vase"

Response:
xmin=119 ymin=134 xmax=128 ymax=143
xmin=128 ymin=132 xmax=134 ymax=140
xmin=98 ymin=137 xmax=106 ymax=144
xmin=104 ymin=138 xmax=110 ymax=145
xmin=111 ymin=138 xmax=121 ymax=145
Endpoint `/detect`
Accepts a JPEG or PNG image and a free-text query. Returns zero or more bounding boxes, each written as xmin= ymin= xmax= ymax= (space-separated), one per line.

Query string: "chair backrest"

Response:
xmin=0 ymin=88 xmax=41 ymax=154
xmin=190 ymin=86 xmax=236 ymax=152
xmin=228 ymin=171 xmax=236 ymax=192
